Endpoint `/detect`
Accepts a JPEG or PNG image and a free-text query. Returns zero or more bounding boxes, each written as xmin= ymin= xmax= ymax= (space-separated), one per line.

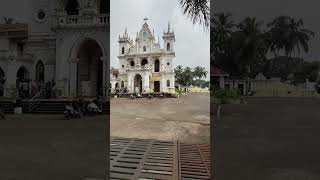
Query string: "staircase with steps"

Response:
xmin=23 ymin=99 xmax=110 ymax=114
xmin=0 ymin=101 xmax=15 ymax=114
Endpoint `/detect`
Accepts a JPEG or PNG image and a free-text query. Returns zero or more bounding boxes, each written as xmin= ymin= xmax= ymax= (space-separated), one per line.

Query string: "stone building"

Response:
xmin=112 ymin=18 xmax=175 ymax=94
xmin=0 ymin=0 xmax=109 ymax=98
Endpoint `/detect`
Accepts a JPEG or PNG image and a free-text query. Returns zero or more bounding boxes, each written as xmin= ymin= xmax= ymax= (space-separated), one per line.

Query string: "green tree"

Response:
xmin=283 ymin=17 xmax=314 ymax=80
xmin=234 ymin=17 xmax=268 ymax=92
xmin=211 ymin=13 xmax=235 ymax=58
xmin=266 ymin=16 xmax=290 ymax=76
xmin=178 ymin=0 xmax=210 ymax=29
xmin=193 ymin=66 xmax=208 ymax=79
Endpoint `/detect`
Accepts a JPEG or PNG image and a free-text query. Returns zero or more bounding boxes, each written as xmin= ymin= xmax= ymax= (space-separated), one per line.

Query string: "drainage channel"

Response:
xmin=110 ymin=137 xmax=210 ymax=180
xmin=179 ymin=143 xmax=211 ymax=180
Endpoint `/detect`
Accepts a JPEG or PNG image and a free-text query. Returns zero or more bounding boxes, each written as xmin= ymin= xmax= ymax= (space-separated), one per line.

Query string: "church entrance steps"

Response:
xmin=18 ymin=98 xmax=110 ymax=114
xmin=0 ymin=101 xmax=15 ymax=114
xmin=110 ymin=137 xmax=210 ymax=180
xmin=112 ymin=93 xmax=177 ymax=98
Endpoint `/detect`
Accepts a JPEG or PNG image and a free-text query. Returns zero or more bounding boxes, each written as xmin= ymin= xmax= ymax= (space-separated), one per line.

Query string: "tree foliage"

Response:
xmin=212 ymin=13 xmax=315 ymax=82
xmin=179 ymin=0 xmax=210 ymax=30
xmin=175 ymin=65 xmax=209 ymax=87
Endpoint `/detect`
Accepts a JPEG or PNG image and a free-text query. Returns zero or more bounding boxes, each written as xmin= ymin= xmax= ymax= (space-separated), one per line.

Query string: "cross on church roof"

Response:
xmin=143 ymin=17 xmax=148 ymax=23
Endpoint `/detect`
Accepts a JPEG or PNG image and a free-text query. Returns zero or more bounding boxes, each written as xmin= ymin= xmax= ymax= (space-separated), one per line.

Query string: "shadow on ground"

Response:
xmin=0 ymin=114 xmax=107 ymax=180
xmin=213 ymin=97 xmax=320 ymax=180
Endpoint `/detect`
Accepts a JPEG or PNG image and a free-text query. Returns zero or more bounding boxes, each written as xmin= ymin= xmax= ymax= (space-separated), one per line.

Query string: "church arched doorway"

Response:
xmin=134 ymin=74 xmax=142 ymax=93
xmin=77 ymin=39 xmax=103 ymax=97
xmin=16 ymin=66 xmax=30 ymax=98
xmin=36 ymin=60 xmax=44 ymax=83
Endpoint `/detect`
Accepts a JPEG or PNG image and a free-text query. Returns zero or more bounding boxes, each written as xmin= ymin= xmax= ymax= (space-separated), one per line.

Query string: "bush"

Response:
xmin=213 ymin=88 xmax=240 ymax=104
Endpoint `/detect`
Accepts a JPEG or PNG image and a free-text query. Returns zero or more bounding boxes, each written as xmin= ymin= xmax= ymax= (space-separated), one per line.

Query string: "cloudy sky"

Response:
xmin=0 ymin=0 xmax=30 ymax=23
xmin=110 ymin=0 xmax=210 ymax=72
xmin=215 ymin=0 xmax=320 ymax=61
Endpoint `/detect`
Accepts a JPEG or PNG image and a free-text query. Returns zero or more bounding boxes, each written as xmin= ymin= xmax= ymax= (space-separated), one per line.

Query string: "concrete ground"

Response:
xmin=213 ymin=97 xmax=320 ymax=180
xmin=0 ymin=114 xmax=107 ymax=180
xmin=111 ymin=92 xmax=210 ymax=144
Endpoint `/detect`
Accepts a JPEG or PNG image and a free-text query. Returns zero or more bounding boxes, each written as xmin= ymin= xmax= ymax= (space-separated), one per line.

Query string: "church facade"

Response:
xmin=112 ymin=18 xmax=175 ymax=94
xmin=0 ymin=0 xmax=109 ymax=98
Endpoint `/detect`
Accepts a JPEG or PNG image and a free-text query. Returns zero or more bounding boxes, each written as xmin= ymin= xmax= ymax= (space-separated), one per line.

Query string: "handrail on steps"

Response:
xmin=28 ymin=88 xmax=47 ymax=112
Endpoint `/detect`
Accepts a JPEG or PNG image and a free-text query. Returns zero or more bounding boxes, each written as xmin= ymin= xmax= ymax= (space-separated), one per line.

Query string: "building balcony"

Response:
xmin=0 ymin=50 xmax=33 ymax=61
xmin=126 ymin=64 xmax=150 ymax=71
xmin=53 ymin=14 xmax=109 ymax=29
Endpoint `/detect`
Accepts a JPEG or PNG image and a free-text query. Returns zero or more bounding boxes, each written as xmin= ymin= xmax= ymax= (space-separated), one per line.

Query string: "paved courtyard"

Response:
xmin=110 ymin=92 xmax=210 ymax=144
xmin=213 ymin=97 xmax=320 ymax=180
xmin=0 ymin=114 xmax=106 ymax=180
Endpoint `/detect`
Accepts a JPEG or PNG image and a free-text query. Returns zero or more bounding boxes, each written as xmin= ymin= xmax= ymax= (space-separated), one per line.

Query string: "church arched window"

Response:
xmin=141 ymin=59 xmax=148 ymax=66
xmin=121 ymin=81 xmax=124 ymax=88
xmin=167 ymin=80 xmax=170 ymax=87
xmin=154 ymin=59 xmax=160 ymax=72
xmin=130 ymin=61 xmax=135 ymax=66
xmin=100 ymin=0 xmax=109 ymax=14
xmin=122 ymin=47 xmax=125 ymax=54
xmin=65 ymin=0 xmax=79 ymax=15
xmin=143 ymin=46 xmax=146 ymax=52
xmin=167 ymin=43 xmax=170 ymax=51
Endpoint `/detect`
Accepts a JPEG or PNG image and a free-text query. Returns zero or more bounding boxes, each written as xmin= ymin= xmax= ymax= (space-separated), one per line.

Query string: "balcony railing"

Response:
xmin=0 ymin=50 xmax=33 ymax=60
xmin=54 ymin=14 xmax=109 ymax=28
xmin=126 ymin=65 xmax=150 ymax=71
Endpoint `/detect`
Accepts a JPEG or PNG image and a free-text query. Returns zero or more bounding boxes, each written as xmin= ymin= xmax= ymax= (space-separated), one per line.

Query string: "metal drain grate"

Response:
xmin=110 ymin=137 xmax=179 ymax=180
xmin=110 ymin=137 xmax=210 ymax=180
xmin=179 ymin=143 xmax=211 ymax=180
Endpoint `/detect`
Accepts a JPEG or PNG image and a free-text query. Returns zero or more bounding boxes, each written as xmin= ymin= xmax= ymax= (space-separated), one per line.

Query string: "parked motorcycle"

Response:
xmin=64 ymin=105 xmax=82 ymax=119
xmin=83 ymin=101 xmax=102 ymax=115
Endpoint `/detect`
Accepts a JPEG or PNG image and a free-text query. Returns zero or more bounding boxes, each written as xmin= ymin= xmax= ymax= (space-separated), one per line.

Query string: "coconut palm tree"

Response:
xmin=235 ymin=17 xmax=268 ymax=93
xmin=193 ymin=66 xmax=208 ymax=79
xmin=178 ymin=0 xmax=210 ymax=29
xmin=211 ymin=12 xmax=235 ymax=58
xmin=266 ymin=16 xmax=290 ymax=76
xmin=283 ymin=17 xmax=314 ymax=80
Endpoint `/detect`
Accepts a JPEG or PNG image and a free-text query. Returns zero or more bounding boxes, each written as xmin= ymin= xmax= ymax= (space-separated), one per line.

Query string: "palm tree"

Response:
xmin=266 ymin=16 xmax=290 ymax=76
xmin=178 ymin=0 xmax=210 ymax=29
xmin=193 ymin=66 xmax=208 ymax=79
xmin=211 ymin=13 xmax=235 ymax=59
xmin=283 ymin=17 xmax=314 ymax=80
xmin=235 ymin=17 xmax=268 ymax=93
xmin=183 ymin=67 xmax=194 ymax=86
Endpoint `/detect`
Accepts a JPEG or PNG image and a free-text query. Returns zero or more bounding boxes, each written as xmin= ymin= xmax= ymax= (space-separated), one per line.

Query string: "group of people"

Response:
xmin=17 ymin=80 xmax=30 ymax=98
xmin=20 ymin=79 xmax=56 ymax=99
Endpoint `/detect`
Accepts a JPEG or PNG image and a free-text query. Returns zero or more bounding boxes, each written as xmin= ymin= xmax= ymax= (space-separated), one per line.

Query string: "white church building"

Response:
xmin=111 ymin=18 xmax=175 ymax=94
xmin=0 ymin=0 xmax=109 ymax=98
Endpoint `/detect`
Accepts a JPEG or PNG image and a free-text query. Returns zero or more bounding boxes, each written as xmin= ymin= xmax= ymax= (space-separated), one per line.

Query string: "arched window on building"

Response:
xmin=122 ymin=47 xmax=125 ymax=54
xmin=100 ymin=0 xmax=109 ymax=14
xmin=167 ymin=43 xmax=170 ymax=51
xmin=154 ymin=59 xmax=160 ymax=72
xmin=36 ymin=60 xmax=44 ymax=83
xmin=143 ymin=46 xmax=146 ymax=52
xmin=65 ymin=0 xmax=79 ymax=15
xmin=130 ymin=60 xmax=135 ymax=66
xmin=141 ymin=59 xmax=148 ymax=66
xmin=167 ymin=80 xmax=170 ymax=87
